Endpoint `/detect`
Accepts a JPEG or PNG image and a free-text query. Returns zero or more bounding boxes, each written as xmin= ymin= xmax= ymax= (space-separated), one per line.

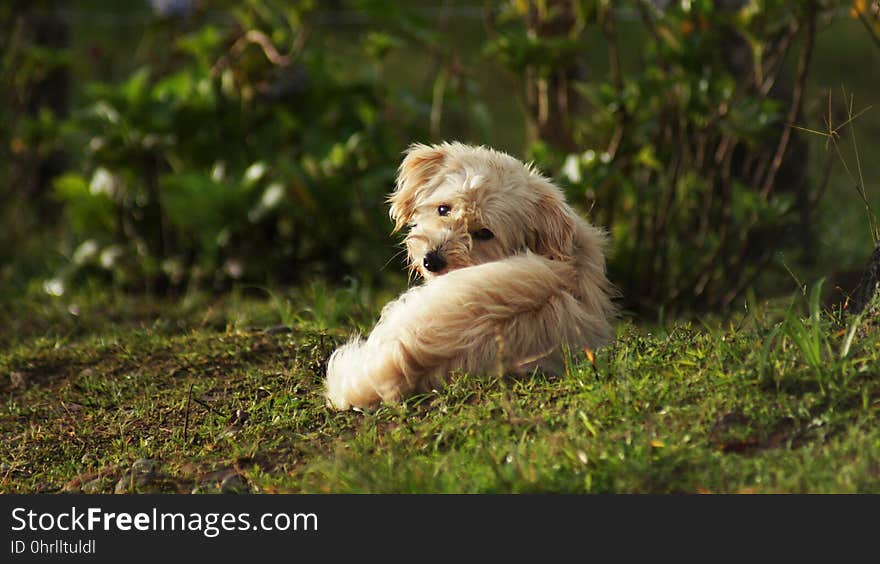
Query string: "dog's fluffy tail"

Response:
xmin=326 ymin=336 xmax=408 ymax=410
xmin=325 ymin=338 xmax=364 ymax=410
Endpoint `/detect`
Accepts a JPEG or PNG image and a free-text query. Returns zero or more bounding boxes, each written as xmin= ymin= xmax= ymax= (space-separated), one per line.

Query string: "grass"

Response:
xmin=2 ymin=283 xmax=879 ymax=494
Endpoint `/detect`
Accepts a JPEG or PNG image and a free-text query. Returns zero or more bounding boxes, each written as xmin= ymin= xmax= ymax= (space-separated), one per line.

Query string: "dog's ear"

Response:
xmin=529 ymin=178 xmax=576 ymax=261
xmin=389 ymin=144 xmax=447 ymax=233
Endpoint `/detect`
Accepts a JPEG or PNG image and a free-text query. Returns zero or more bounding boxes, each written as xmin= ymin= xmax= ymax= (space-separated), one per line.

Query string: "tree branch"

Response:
xmin=760 ymin=4 xmax=817 ymax=199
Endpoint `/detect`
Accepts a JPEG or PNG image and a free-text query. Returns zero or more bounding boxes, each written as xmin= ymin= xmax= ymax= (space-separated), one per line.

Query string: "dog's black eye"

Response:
xmin=472 ymin=228 xmax=494 ymax=241
xmin=437 ymin=205 xmax=451 ymax=216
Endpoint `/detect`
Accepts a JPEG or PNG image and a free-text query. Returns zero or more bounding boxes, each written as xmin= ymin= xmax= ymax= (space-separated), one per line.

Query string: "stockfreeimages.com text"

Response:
xmin=11 ymin=507 xmax=318 ymax=538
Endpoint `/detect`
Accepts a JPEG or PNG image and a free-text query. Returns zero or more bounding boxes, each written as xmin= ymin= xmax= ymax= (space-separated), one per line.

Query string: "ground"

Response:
xmin=1 ymin=285 xmax=879 ymax=493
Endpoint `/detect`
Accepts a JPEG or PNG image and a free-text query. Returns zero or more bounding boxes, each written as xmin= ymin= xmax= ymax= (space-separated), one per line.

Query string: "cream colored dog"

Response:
xmin=325 ymin=142 xmax=616 ymax=410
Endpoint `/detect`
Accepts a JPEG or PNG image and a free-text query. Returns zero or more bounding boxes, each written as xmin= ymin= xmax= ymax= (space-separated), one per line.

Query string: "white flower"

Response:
xmin=243 ymin=162 xmax=267 ymax=185
xmin=73 ymin=240 xmax=99 ymax=265
xmin=43 ymin=278 xmax=65 ymax=297
xmin=562 ymin=155 xmax=582 ymax=183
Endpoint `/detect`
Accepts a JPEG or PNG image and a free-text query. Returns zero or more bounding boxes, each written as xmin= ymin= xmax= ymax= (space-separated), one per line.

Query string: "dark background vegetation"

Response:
xmin=3 ymin=0 xmax=880 ymax=496
xmin=2 ymin=0 xmax=880 ymax=316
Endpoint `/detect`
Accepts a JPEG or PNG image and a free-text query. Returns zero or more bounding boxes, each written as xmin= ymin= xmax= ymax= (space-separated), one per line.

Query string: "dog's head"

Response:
xmin=389 ymin=142 xmax=580 ymax=279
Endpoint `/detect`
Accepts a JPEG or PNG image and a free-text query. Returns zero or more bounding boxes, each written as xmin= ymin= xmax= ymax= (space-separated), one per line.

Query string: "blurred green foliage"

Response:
xmin=1 ymin=0 xmax=72 ymax=293
xmin=485 ymin=0 xmax=849 ymax=312
xmin=2 ymin=0 xmax=879 ymax=313
xmin=51 ymin=1 xmax=417 ymax=292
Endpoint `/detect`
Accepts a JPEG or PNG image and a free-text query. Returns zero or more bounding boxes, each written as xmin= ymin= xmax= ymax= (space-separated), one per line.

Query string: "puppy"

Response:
xmin=325 ymin=142 xmax=616 ymax=410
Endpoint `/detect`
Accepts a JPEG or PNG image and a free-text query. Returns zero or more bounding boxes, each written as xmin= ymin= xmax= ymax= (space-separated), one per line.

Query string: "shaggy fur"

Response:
xmin=325 ymin=142 xmax=616 ymax=410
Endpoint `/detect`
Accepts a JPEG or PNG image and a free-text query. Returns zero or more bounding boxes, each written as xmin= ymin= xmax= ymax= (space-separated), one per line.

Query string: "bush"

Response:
xmin=52 ymin=1 xmax=415 ymax=292
xmin=486 ymin=0 xmax=839 ymax=312
xmin=7 ymin=0 xmax=873 ymax=316
xmin=0 ymin=1 xmax=72 ymax=294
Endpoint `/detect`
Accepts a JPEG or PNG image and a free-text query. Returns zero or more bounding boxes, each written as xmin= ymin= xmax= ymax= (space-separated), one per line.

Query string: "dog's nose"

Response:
xmin=422 ymin=250 xmax=447 ymax=273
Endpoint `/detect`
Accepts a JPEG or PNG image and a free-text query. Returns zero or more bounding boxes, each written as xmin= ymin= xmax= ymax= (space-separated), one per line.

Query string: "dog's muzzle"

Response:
xmin=422 ymin=250 xmax=447 ymax=273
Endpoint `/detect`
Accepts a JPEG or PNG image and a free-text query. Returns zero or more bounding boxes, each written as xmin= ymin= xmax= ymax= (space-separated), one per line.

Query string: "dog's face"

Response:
xmin=389 ymin=142 xmax=577 ymax=279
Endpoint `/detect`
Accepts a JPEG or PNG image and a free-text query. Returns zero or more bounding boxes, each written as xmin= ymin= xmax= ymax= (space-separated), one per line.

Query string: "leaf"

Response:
xmin=123 ymin=67 xmax=151 ymax=106
xmin=53 ymin=173 xmax=117 ymax=236
xmin=578 ymin=411 xmax=598 ymax=437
